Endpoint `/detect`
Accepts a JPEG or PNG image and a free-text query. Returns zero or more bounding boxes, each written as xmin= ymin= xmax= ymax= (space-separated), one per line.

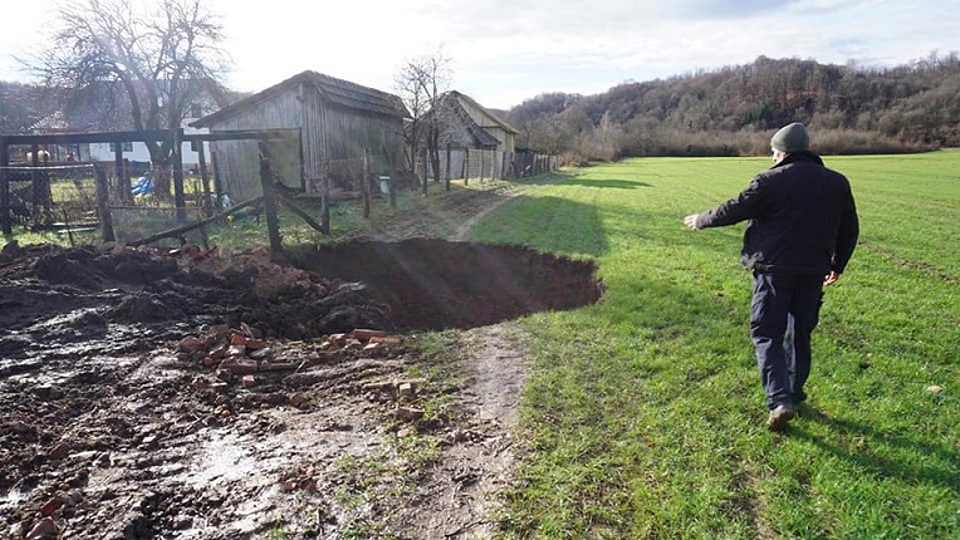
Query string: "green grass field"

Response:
xmin=467 ymin=151 xmax=959 ymax=538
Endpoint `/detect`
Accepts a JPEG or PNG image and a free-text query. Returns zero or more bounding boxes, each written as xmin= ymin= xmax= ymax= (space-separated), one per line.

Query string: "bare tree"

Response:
xmin=31 ymin=0 xmax=229 ymax=199
xmin=394 ymin=49 xmax=452 ymax=192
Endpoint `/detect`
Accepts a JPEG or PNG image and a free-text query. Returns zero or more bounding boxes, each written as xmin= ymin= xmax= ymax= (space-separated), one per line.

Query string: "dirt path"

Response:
xmin=450 ymin=323 xmax=528 ymax=538
xmin=364 ymin=181 xmax=521 ymax=243
xmin=452 ymin=188 xmax=522 ymax=241
xmin=372 ymin=183 xmax=533 ymax=537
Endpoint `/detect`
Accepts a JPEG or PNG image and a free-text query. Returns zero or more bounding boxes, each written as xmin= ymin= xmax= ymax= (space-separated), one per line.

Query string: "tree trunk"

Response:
xmin=430 ymin=148 xmax=441 ymax=184
xmin=428 ymin=127 xmax=442 ymax=183
xmin=153 ymin=160 xmax=172 ymax=201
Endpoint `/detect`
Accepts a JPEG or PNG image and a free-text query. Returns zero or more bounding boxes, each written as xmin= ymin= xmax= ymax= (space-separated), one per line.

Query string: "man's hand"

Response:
xmin=823 ymin=271 xmax=841 ymax=286
xmin=684 ymin=214 xmax=701 ymax=230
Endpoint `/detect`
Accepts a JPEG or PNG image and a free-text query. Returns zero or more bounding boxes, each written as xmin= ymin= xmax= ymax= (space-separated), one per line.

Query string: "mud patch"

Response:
xmin=292 ymin=239 xmax=604 ymax=331
xmin=0 ymin=244 xmax=390 ymax=343
xmin=0 ymin=240 xmax=540 ymax=537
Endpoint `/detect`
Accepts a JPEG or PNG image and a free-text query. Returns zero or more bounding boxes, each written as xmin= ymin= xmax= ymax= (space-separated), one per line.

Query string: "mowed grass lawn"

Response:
xmin=468 ymin=151 xmax=959 ymax=538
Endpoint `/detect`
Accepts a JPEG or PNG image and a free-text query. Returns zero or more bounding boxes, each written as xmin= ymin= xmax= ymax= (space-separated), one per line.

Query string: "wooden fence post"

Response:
xmin=0 ymin=137 xmax=9 ymax=234
xmin=257 ymin=141 xmax=283 ymax=254
xmin=445 ymin=144 xmax=451 ymax=191
xmin=421 ymin=148 xmax=428 ymax=195
xmin=114 ymin=143 xmax=133 ymax=205
xmin=211 ymin=149 xmax=223 ymax=210
xmin=30 ymin=144 xmax=44 ymax=226
xmin=362 ymin=150 xmax=371 ymax=218
xmin=479 ymin=150 xmax=485 ymax=183
xmin=93 ymin=164 xmax=115 ymax=243
xmin=197 ymin=141 xmax=212 ymax=216
xmin=172 ymin=129 xmax=186 ymax=222
xmin=463 ymin=148 xmax=469 ymax=186
xmin=321 ymin=166 xmax=331 ymax=234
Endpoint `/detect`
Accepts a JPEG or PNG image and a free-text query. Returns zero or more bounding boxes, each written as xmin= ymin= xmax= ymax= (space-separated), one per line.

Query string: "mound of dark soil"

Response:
xmin=0 ymin=244 xmax=390 ymax=341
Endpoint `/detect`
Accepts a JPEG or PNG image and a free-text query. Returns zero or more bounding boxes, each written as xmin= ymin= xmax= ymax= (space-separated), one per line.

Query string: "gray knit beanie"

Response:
xmin=770 ymin=122 xmax=810 ymax=153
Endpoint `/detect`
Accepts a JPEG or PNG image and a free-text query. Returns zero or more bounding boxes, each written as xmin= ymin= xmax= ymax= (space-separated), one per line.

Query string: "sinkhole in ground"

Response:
xmin=292 ymin=238 xmax=605 ymax=331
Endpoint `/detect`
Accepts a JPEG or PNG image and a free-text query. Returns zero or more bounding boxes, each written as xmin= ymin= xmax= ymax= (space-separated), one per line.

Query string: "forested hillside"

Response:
xmin=507 ymin=53 xmax=960 ymax=160
xmin=5 ymin=53 xmax=959 ymax=161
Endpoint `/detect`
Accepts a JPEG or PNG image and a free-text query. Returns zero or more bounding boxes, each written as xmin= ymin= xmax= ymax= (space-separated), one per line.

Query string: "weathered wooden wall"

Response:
xmin=418 ymin=149 xmax=557 ymax=181
xmin=205 ymin=85 xmax=403 ymax=197
xmin=458 ymin=99 xmax=516 ymax=153
xmin=324 ymin=105 xmax=403 ymax=188
xmin=206 ymin=87 xmax=304 ymax=200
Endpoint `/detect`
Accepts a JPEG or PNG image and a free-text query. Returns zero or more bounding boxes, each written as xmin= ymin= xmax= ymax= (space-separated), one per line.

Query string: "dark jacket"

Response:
xmin=695 ymin=151 xmax=859 ymax=275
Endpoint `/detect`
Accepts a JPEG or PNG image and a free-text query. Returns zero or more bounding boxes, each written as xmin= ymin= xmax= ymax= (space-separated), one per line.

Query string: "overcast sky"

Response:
xmin=2 ymin=0 xmax=959 ymax=110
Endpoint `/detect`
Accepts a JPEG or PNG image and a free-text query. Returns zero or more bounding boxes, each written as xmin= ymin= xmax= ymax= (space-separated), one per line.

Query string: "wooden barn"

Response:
xmin=440 ymin=91 xmax=518 ymax=154
xmin=190 ymin=71 xmax=407 ymax=200
xmin=425 ymin=90 xmax=521 ymax=179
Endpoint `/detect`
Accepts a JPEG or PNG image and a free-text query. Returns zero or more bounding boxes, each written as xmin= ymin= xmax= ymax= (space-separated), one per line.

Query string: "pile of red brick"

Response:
xmin=178 ymin=326 xmax=406 ymax=414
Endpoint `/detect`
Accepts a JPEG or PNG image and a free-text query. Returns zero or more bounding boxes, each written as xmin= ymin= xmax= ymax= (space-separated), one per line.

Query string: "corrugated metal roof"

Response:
xmin=190 ymin=71 xmax=407 ymax=128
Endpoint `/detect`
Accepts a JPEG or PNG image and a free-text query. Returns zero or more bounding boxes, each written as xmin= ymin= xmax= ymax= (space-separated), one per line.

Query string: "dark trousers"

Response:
xmin=750 ymin=272 xmax=824 ymax=410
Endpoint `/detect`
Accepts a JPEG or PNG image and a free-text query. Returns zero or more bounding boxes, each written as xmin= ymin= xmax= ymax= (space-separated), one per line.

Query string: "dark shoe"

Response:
xmin=767 ymin=405 xmax=796 ymax=431
xmin=791 ymin=391 xmax=807 ymax=404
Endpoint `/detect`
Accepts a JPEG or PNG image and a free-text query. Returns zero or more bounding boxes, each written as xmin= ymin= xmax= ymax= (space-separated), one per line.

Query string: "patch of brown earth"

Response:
xmin=292 ymin=238 xmax=603 ymax=331
xmin=1 ymin=187 xmax=600 ymax=537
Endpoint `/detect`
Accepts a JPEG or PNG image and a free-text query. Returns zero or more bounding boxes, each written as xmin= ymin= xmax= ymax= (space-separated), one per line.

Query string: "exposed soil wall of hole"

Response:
xmin=291 ymin=239 xmax=604 ymax=331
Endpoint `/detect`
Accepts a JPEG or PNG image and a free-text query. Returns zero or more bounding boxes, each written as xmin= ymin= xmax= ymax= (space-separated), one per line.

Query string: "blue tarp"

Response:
xmin=131 ymin=175 xmax=154 ymax=196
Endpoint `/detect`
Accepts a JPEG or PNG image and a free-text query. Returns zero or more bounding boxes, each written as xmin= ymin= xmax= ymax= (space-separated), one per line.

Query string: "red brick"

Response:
xmin=39 ymin=496 xmax=64 ymax=517
xmin=208 ymin=344 xmax=228 ymax=360
xmin=26 ymin=517 xmax=57 ymax=539
xmin=395 ymin=406 xmax=424 ymax=421
xmin=178 ymin=336 xmax=205 ymax=353
xmin=288 ymin=393 xmax=307 ymax=408
xmin=351 ymin=329 xmax=386 ymax=341
xmin=221 ymin=360 xmax=257 ymax=375
xmin=369 ymin=335 xmax=403 ymax=345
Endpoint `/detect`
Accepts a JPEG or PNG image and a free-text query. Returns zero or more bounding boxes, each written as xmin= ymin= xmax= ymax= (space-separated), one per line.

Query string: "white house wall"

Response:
xmin=86 ymin=122 xmax=210 ymax=166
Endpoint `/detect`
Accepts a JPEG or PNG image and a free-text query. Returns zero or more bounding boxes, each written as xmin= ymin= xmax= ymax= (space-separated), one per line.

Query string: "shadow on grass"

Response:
xmin=566 ymin=179 xmax=652 ymax=189
xmin=522 ymin=171 xmax=652 ymax=190
xmin=792 ymin=405 xmax=960 ymax=493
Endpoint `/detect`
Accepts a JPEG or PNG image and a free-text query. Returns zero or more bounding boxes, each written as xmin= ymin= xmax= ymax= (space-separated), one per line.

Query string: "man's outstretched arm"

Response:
xmin=683 ymin=178 xmax=767 ymax=231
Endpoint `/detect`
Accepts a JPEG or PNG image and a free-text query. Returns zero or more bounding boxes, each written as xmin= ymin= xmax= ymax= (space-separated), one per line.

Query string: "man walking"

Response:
xmin=683 ymin=123 xmax=859 ymax=431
